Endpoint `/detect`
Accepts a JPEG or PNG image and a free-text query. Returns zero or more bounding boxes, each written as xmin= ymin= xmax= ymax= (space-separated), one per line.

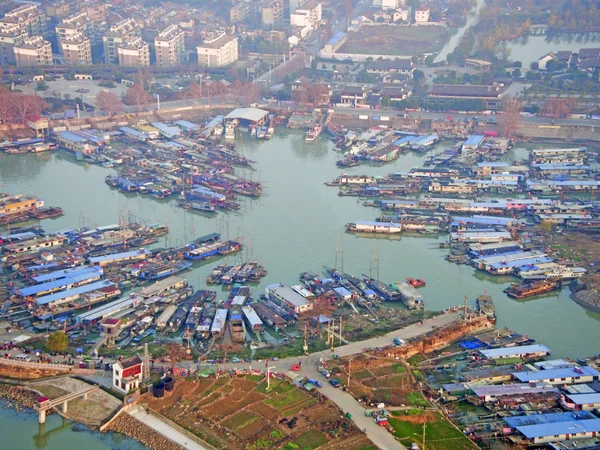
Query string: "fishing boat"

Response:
xmin=476 ymin=294 xmax=495 ymax=320
xmin=504 ymin=279 xmax=562 ymax=299
xmin=406 ymin=277 xmax=426 ymax=288
xmin=346 ymin=221 xmax=403 ymax=234
xmin=305 ymin=124 xmax=323 ymax=142
xmin=181 ymin=200 xmax=216 ymax=213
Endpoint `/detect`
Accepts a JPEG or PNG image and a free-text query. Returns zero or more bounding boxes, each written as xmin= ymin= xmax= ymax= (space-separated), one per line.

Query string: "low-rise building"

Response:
xmin=112 ymin=355 xmax=143 ymax=394
xmin=366 ymin=59 xmax=414 ymax=76
xmin=428 ymin=84 xmax=505 ymax=109
xmin=414 ymin=6 xmax=430 ymax=22
xmin=340 ymin=85 xmax=366 ymax=105
xmin=14 ymin=36 xmax=52 ymax=66
xmin=266 ymin=283 xmax=313 ymax=314
xmin=196 ymin=34 xmax=239 ymax=67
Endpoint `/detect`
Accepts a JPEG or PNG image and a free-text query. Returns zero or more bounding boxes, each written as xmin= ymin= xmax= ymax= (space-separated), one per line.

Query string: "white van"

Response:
xmin=14 ymin=354 xmax=31 ymax=362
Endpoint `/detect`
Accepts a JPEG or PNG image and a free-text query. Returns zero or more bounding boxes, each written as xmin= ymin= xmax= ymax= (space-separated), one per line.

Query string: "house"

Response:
xmin=373 ymin=0 xmax=399 ymax=10
xmin=579 ymin=58 xmax=600 ymax=80
xmin=379 ymin=84 xmax=409 ymax=102
xmin=556 ymin=51 xmax=572 ymax=67
xmin=415 ymin=6 xmax=430 ymax=22
xmin=427 ymin=84 xmax=506 ymax=109
xmin=366 ymin=59 xmax=414 ymax=76
xmin=340 ymin=85 xmax=366 ymax=105
xmin=578 ymin=48 xmax=600 ymax=60
xmin=538 ymin=52 xmax=557 ymax=70
xmin=504 ymin=411 xmax=600 ymax=445
xmin=112 ymin=355 xmax=143 ymax=394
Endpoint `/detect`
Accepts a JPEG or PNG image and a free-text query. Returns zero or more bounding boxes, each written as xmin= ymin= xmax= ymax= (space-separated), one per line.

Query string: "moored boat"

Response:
xmin=406 ymin=277 xmax=426 ymax=288
xmin=504 ymin=279 xmax=562 ymax=299
xmin=476 ymin=294 xmax=495 ymax=320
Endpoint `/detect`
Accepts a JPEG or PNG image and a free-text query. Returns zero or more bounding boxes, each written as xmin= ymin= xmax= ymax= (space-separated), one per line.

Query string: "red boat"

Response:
xmin=406 ymin=277 xmax=426 ymax=288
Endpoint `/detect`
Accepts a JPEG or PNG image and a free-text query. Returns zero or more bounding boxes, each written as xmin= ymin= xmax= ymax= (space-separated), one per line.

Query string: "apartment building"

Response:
xmin=290 ymin=0 xmax=322 ymax=30
xmin=0 ymin=4 xmax=48 ymax=38
xmin=230 ymin=5 xmax=246 ymax=23
xmin=196 ymin=34 xmax=238 ymax=67
xmin=56 ymin=11 xmax=91 ymax=46
xmin=0 ymin=25 xmax=26 ymax=64
xmin=262 ymin=0 xmax=283 ymax=28
xmin=154 ymin=24 xmax=185 ymax=68
xmin=103 ymin=18 xmax=138 ymax=64
xmin=15 ymin=36 xmax=53 ymax=66
xmin=62 ymin=34 xmax=92 ymax=65
xmin=117 ymin=36 xmax=149 ymax=67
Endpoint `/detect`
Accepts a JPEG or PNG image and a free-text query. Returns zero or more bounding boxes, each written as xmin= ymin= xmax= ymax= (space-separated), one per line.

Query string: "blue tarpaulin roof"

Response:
xmin=36 ymin=280 xmax=114 ymax=305
xmin=88 ymin=250 xmax=145 ymax=264
xmin=33 ymin=265 xmax=90 ymax=283
xmin=513 ymin=365 xmax=600 ymax=382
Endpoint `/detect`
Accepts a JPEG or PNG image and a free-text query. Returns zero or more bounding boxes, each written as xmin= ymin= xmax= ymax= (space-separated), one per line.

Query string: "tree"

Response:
xmin=413 ymin=69 xmax=425 ymax=85
xmin=311 ymin=59 xmax=318 ymax=71
xmin=167 ymin=342 xmax=185 ymax=371
xmin=512 ymin=68 xmax=521 ymax=80
xmin=96 ymin=90 xmax=124 ymax=115
xmin=46 ymin=331 xmax=69 ymax=353
xmin=124 ymin=83 xmax=152 ymax=112
xmin=11 ymin=93 xmax=47 ymax=123
xmin=185 ymin=80 xmax=203 ymax=105
xmin=306 ymin=83 xmax=330 ymax=106
xmin=0 ymin=87 xmax=14 ymax=124
xmin=541 ymin=98 xmax=577 ymax=123
xmin=499 ymin=96 xmax=522 ymax=139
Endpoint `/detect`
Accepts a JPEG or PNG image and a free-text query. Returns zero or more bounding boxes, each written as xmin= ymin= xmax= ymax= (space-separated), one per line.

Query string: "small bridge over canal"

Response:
xmin=34 ymin=385 xmax=99 ymax=423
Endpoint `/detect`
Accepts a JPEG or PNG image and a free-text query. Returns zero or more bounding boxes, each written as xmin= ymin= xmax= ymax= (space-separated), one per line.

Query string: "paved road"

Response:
xmin=128 ymin=406 xmax=209 ymax=450
xmin=212 ymin=311 xmax=461 ymax=450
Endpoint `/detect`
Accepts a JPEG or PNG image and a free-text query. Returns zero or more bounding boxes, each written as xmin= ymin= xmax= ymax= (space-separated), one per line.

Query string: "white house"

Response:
xmin=112 ymin=355 xmax=143 ymax=394
xmin=538 ymin=52 xmax=557 ymax=70
xmin=415 ymin=6 xmax=430 ymax=22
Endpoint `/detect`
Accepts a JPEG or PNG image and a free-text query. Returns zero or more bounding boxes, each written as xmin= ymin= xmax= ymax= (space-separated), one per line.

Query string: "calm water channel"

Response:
xmin=1 ymin=131 xmax=599 ymax=446
xmin=503 ymin=33 xmax=600 ymax=66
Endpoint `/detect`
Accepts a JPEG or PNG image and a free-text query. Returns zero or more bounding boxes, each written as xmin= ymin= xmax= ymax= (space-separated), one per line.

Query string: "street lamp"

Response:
xmin=266 ymin=365 xmax=276 ymax=390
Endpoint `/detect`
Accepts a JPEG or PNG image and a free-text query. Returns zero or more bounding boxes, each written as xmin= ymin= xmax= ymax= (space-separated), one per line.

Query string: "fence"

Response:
xmin=0 ymin=358 xmax=96 ymax=375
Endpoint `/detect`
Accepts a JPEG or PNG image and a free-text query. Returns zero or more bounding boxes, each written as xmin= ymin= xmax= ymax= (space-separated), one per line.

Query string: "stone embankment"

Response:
xmin=103 ymin=413 xmax=186 ymax=450
xmin=572 ymin=288 xmax=600 ymax=314
xmin=0 ymin=384 xmax=39 ymax=412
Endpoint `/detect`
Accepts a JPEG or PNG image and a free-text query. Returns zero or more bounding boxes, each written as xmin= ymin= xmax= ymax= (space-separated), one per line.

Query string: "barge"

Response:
xmin=504 ymin=279 xmax=562 ymax=299
xmin=476 ymin=294 xmax=495 ymax=320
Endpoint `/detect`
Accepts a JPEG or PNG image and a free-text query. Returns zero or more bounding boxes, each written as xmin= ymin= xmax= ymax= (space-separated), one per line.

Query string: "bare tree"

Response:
xmin=499 ymin=96 xmax=522 ymax=139
xmin=541 ymin=98 xmax=577 ymax=123
xmin=184 ymin=80 xmax=203 ymax=105
xmin=167 ymin=342 xmax=185 ymax=371
xmin=0 ymin=87 xmax=14 ymax=124
xmin=11 ymin=93 xmax=47 ymax=123
xmin=124 ymin=84 xmax=152 ymax=112
xmin=307 ymin=83 xmax=331 ymax=106
xmin=292 ymin=80 xmax=310 ymax=105
xmin=95 ymin=90 xmax=124 ymax=115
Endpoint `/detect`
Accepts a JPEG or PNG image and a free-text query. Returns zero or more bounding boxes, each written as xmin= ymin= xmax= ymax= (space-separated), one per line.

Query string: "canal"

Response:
xmin=1 ymin=131 xmax=599 ymax=447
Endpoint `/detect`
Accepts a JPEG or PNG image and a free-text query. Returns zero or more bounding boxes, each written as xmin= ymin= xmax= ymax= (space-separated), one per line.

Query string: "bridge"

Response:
xmin=33 ymin=384 xmax=99 ymax=423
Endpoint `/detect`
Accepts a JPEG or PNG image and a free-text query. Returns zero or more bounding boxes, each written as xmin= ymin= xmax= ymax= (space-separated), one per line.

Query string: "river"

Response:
xmin=1 ymin=131 xmax=600 ymax=446
xmin=433 ymin=0 xmax=485 ymax=63
xmin=0 ymin=400 xmax=145 ymax=450
xmin=503 ymin=33 xmax=600 ymax=67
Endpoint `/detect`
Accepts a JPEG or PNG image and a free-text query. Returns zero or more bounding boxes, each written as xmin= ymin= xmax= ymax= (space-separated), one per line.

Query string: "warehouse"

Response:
xmin=478 ymin=344 xmax=551 ymax=360
xmin=512 ymin=365 xmax=600 ymax=385
xmin=224 ymin=107 xmax=269 ymax=126
xmin=265 ymin=283 xmax=313 ymax=314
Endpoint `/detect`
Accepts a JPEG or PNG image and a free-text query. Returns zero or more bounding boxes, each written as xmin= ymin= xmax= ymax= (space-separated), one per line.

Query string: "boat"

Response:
xmin=504 ymin=279 xmax=562 ymax=299
xmin=520 ymin=266 xmax=587 ymax=281
xmin=406 ymin=277 xmax=426 ymax=288
xmin=139 ymin=261 xmax=192 ymax=280
xmin=305 ymin=124 xmax=323 ymax=142
xmin=345 ymin=221 xmax=403 ymax=234
xmin=476 ymin=294 xmax=495 ymax=320
xmin=181 ymin=200 xmax=217 ymax=213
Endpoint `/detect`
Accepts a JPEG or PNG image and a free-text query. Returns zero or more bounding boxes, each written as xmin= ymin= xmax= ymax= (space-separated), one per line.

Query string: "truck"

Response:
xmin=308 ymin=379 xmax=322 ymax=388
xmin=291 ymin=363 xmax=301 ymax=371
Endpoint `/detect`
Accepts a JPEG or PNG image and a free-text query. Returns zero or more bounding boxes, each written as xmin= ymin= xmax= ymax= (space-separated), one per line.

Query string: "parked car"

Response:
xmin=329 ymin=379 xmax=340 ymax=388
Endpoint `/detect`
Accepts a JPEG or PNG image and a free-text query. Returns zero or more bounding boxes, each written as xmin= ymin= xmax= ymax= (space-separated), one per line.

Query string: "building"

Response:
xmin=366 ymin=59 xmax=414 ymax=76
xmin=414 ymin=6 xmax=430 ymax=22
xmin=112 ymin=355 xmax=143 ymax=394
xmin=472 ymin=383 xmax=558 ymax=402
xmin=196 ymin=34 xmax=239 ymax=67
xmin=230 ymin=5 xmax=247 ymax=23
xmin=103 ymin=18 xmax=138 ymax=64
xmin=61 ymin=34 xmax=92 ymax=65
xmin=0 ymin=4 xmax=48 ymax=38
xmin=538 ymin=52 xmax=557 ymax=70
xmin=290 ymin=0 xmax=322 ymax=31
xmin=262 ymin=0 xmax=283 ymax=27
xmin=463 ymin=58 xmax=492 ymax=70
xmin=373 ymin=0 xmax=400 ymax=10
xmin=478 ymin=344 xmax=551 ymax=360
xmin=14 ymin=36 xmax=52 ymax=66
xmin=340 ymin=85 xmax=366 ymax=105
xmin=323 ymin=32 xmax=347 ymax=53
xmin=117 ymin=37 xmax=150 ymax=67
xmin=0 ymin=194 xmax=40 ymax=215
xmin=512 ymin=365 xmax=600 ymax=385
xmin=428 ymin=84 xmax=505 ymax=109
xmin=0 ymin=27 xmax=26 ymax=64
xmin=154 ymin=25 xmax=185 ymax=68
xmin=562 ymin=393 xmax=600 ymax=411
xmin=504 ymin=411 xmax=600 ymax=445
xmin=56 ymin=11 xmax=91 ymax=49
xmin=266 ymin=283 xmax=313 ymax=314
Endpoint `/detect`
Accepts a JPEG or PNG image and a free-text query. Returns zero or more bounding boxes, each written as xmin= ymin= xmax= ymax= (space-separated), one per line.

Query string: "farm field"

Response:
xmin=389 ymin=410 xmax=477 ymax=450
xmin=143 ymin=374 xmax=375 ymax=450
xmin=339 ymin=25 xmax=449 ymax=56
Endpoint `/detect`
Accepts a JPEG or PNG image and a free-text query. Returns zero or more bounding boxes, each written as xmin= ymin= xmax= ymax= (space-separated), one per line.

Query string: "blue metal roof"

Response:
xmin=36 ymin=280 xmax=114 ymax=305
xmin=119 ymin=127 xmax=147 ymax=138
xmin=516 ymin=419 xmax=600 ymax=439
xmin=412 ymin=134 xmax=438 ymax=145
xmin=333 ymin=287 xmax=352 ymax=297
xmin=151 ymin=122 xmax=182 ymax=137
xmin=326 ymin=31 xmax=347 ymax=46
xmin=452 ymin=216 xmax=513 ymax=225
xmin=463 ymin=135 xmax=485 ymax=147
xmin=88 ymin=250 xmax=145 ymax=264
xmin=58 ymin=131 xmax=88 ymax=143
xmin=33 ymin=265 xmax=90 ymax=283
xmin=477 ymin=161 xmax=509 ymax=167
xmin=488 ymin=257 xmax=553 ymax=269
xmin=0 ymin=231 xmax=37 ymax=241
xmin=479 ymin=344 xmax=551 ymax=359
xmin=532 ymin=164 xmax=589 ymax=170
xmin=175 ymin=119 xmax=200 ymax=130
xmin=513 ymin=365 xmax=600 ymax=382
xmin=566 ymin=393 xmax=600 ymax=405
xmin=505 ymin=411 xmax=594 ymax=428
xmin=393 ymin=136 xmax=416 ymax=146
xmin=26 ymin=262 xmax=59 ymax=271
xmin=18 ymin=268 xmax=102 ymax=296
xmin=191 ymin=186 xmax=225 ymax=200
xmin=381 ymin=199 xmax=418 ymax=205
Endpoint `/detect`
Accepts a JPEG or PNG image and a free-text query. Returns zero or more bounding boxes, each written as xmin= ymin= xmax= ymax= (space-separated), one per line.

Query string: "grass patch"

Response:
xmin=292 ymin=429 xmax=329 ymax=449
xmin=34 ymin=385 xmax=69 ymax=399
xmin=255 ymin=379 xmax=294 ymax=394
xmin=392 ymin=364 xmax=407 ymax=374
xmin=265 ymin=388 xmax=306 ymax=409
xmin=352 ymin=369 xmax=373 ymax=380
xmin=339 ymin=25 xmax=449 ymax=55
xmin=389 ymin=412 xmax=474 ymax=450
xmin=406 ymin=392 xmax=429 ymax=408
xmin=223 ymin=410 xmax=259 ymax=431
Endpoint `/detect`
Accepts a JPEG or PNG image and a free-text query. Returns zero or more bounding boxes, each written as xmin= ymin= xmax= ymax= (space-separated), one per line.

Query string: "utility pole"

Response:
xmin=330 ymin=318 xmax=335 ymax=351
xmin=464 ymin=295 xmax=468 ymax=317
xmin=339 ymin=316 xmax=343 ymax=346
xmin=423 ymin=423 xmax=427 ymax=450
xmin=347 ymin=358 xmax=352 ymax=387
xmin=303 ymin=322 xmax=309 ymax=355
xmin=143 ymin=343 xmax=150 ymax=381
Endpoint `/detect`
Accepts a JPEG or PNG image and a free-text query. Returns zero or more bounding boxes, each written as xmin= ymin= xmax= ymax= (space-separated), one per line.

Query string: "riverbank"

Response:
xmin=0 ymin=383 xmax=39 ymax=411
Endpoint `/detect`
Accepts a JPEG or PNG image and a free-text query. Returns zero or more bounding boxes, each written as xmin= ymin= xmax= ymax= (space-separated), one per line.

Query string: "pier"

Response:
xmin=34 ymin=385 xmax=99 ymax=424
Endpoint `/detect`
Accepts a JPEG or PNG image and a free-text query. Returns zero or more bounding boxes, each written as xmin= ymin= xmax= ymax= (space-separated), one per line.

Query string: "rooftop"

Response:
xmin=224 ymin=107 xmax=269 ymax=123
xmin=513 ymin=365 xmax=600 ymax=382
xmin=429 ymin=84 xmax=503 ymax=98
xmin=479 ymin=344 xmax=551 ymax=359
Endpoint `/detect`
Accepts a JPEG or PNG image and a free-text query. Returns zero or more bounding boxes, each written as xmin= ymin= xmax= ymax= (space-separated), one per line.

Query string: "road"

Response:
xmin=211 ymin=310 xmax=461 ymax=450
